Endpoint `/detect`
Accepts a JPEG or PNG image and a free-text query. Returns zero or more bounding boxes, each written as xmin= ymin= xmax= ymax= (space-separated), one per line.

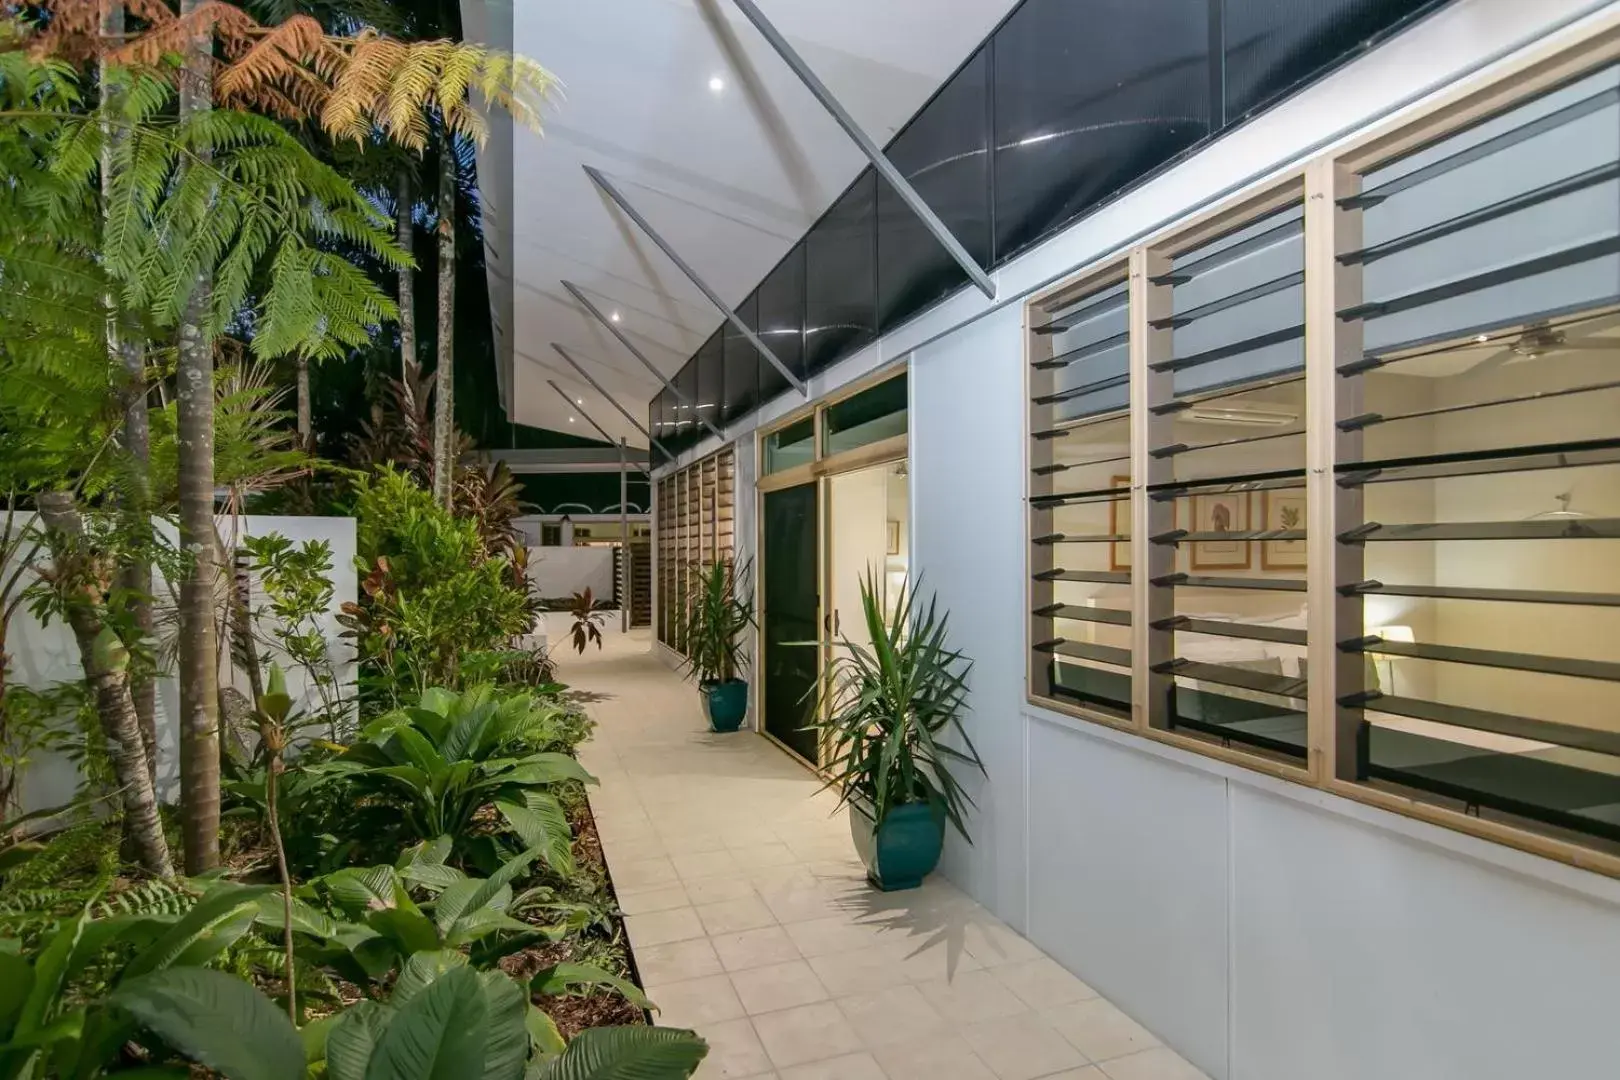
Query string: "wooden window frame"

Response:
xmin=1024 ymin=15 xmax=1620 ymax=877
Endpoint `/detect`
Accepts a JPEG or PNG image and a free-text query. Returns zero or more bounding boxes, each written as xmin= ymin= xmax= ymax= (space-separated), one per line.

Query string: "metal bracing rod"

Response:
xmin=546 ymin=379 xmax=652 ymax=476
xmin=550 ymin=342 xmax=676 ymax=463
xmin=726 ymin=0 xmax=996 ymax=302
xmin=583 ymin=165 xmax=809 ymax=398
xmin=620 ymin=437 xmax=630 ymax=633
xmin=561 ymin=279 xmax=725 ymax=441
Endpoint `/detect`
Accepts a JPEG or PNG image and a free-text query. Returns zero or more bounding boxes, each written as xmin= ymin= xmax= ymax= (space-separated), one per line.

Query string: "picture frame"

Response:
xmin=886 ymin=520 xmax=901 ymax=556
xmin=1191 ymin=492 xmax=1252 ymax=571
xmin=1261 ymin=490 xmax=1308 ymax=570
xmin=1109 ymin=476 xmax=1131 ymax=571
xmin=1110 ymin=478 xmax=1185 ymax=571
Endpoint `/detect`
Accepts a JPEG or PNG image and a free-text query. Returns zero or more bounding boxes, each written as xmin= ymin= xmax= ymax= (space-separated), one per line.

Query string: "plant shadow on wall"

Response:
xmin=677 ymin=559 xmax=756 ymax=734
xmin=808 ymin=571 xmax=985 ymax=892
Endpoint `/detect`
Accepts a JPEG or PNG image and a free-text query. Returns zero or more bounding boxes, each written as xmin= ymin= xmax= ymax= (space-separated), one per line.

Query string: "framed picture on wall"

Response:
xmin=887 ymin=520 xmax=901 ymax=556
xmin=1109 ymin=476 xmax=1131 ymax=572
xmin=1191 ymin=492 xmax=1252 ymax=571
xmin=1261 ymin=490 xmax=1308 ymax=570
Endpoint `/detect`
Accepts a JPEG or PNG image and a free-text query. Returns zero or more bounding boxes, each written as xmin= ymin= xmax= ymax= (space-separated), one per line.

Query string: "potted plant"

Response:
xmin=810 ymin=571 xmax=984 ymax=891
xmin=679 ymin=558 xmax=755 ymax=733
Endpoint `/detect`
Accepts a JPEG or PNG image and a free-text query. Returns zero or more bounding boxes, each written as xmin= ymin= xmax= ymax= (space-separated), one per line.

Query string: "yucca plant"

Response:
xmin=812 ymin=571 xmax=985 ymax=858
xmin=678 ymin=559 xmax=755 ymax=687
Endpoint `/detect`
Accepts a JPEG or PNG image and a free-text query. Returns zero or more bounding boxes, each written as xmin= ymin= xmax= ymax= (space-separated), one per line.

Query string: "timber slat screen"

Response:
xmin=656 ymin=447 xmax=737 ymax=652
xmin=1026 ymin=31 xmax=1620 ymax=874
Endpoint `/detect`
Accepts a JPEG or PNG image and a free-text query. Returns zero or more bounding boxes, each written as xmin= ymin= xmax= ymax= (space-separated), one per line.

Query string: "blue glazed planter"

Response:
xmin=850 ymin=801 xmax=944 ymax=892
xmin=702 ymin=679 xmax=748 ymax=733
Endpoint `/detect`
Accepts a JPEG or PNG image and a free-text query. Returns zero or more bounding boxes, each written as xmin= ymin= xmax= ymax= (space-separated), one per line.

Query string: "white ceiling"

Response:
xmin=467 ymin=0 xmax=1021 ymax=450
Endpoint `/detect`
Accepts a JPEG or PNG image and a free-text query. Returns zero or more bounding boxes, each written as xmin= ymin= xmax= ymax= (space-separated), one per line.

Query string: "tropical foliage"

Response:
xmin=811 ymin=573 xmax=986 ymax=840
xmin=678 ymin=559 xmax=754 ymax=686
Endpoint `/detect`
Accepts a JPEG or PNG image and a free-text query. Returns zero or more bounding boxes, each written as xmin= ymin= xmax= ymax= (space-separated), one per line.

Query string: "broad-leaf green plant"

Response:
xmin=328 ymin=685 xmax=593 ymax=861
xmin=809 ymin=572 xmax=986 ymax=841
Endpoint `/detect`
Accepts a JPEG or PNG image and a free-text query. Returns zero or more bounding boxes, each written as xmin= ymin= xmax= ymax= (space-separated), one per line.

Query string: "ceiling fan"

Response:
xmin=1463 ymin=316 xmax=1618 ymax=379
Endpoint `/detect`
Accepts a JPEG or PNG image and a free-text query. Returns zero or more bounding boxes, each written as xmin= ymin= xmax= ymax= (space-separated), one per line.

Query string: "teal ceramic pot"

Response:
xmin=849 ymin=801 xmax=944 ymax=891
xmin=702 ymin=679 xmax=748 ymax=733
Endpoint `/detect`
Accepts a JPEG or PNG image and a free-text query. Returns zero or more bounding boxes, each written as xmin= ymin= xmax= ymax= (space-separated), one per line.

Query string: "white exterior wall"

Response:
xmin=648 ymin=1 xmax=1620 ymax=1076
xmin=9 ymin=515 xmax=357 ymax=812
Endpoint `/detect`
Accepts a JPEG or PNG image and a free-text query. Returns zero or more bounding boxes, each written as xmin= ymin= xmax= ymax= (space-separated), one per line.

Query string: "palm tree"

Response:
xmin=173 ymin=0 xmax=223 ymax=874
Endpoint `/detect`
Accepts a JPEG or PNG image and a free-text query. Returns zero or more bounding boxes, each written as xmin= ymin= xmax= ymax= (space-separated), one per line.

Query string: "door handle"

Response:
xmin=833 ymin=610 xmax=841 ymax=637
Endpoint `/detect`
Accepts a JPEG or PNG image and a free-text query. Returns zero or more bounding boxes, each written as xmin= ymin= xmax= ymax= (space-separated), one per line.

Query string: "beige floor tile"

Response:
xmin=616 ymin=884 xmax=692 ymax=916
xmin=635 ymin=938 xmax=724 ymax=985
xmin=1096 ymin=1048 xmax=1208 ymax=1080
xmin=807 ymin=947 xmax=913 ymax=996
xmin=625 ymin=907 xmax=706 ymax=947
xmin=990 ymin=957 xmax=1098 ymax=1009
xmin=886 ymin=939 xmax=983 ymax=984
xmin=601 ymin=837 xmax=665 ymax=864
xmin=730 ymin=842 xmax=800 ymax=869
xmin=915 ymin=970 xmax=1029 ymax=1024
xmin=675 ymin=850 xmax=745 ymax=881
xmin=1043 ymin=1000 xmax=1161 ymax=1064
xmin=757 ymin=881 xmax=843 ymax=925
xmin=690 ymin=1017 xmax=775 ymax=1079
xmin=833 ymin=984 xmax=949 ymax=1048
xmin=871 ymin=1035 xmax=997 ymax=1080
xmin=663 ymin=832 xmax=730 ymax=856
xmin=959 ymin=919 xmax=1047 ymax=968
xmin=1040 ymin=1071 xmax=1107 ymax=1079
xmin=960 ymin=1013 xmax=1090 ymax=1080
xmin=697 ymin=895 xmax=779 ymax=936
xmin=723 ymin=825 xmax=784 ymax=848
xmin=712 ymin=926 xmax=805 ymax=973
xmin=784 ymin=915 xmax=889 ymax=958
xmin=614 ymin=856 xmax=681 ymax=891
xmin=645 ymin=973 xmax=747 ymax=1029
xmin=752 ymin=1002 xmax=865 ymax=1069
xmin=686 ymin=876 xmax=760 ymax=906
xmin=731 ymin=959 xmax=829 ymax=1015
xmin=779 ymin=1052 xmax=888 ymax=1080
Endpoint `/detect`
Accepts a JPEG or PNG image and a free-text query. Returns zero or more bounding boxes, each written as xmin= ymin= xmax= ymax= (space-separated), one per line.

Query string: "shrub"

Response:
xmin=342 ymin=468 xmax=530 ymax=707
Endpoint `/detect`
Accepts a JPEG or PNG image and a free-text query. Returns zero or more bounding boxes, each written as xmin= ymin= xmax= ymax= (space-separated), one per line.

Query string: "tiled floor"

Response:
xmin=561 ymin=631 xmax=1209 ymax=1080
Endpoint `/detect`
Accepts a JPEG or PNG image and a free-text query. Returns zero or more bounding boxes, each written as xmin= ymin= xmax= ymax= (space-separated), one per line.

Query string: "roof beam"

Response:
xmin=561 ymin=279 xmax=725 ymax=441
xmin=551 ymin=342 xmax=676 ymax=463
xmin=583 ymin=165 xmax=808 ymax=398
xmin=545 ymin=380 xmax=652 ymax=476
xmin=726 ymin=0 xmax=996 ymax=301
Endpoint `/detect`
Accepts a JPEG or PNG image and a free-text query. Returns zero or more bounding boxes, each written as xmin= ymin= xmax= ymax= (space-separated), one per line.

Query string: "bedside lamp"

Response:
xmin=1371 ymin=625 xmax=1414 ymax=695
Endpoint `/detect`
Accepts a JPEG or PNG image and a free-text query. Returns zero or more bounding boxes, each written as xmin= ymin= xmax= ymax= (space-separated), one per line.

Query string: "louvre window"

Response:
xmin=1026 ymin=34 xmax=1620 ymax=870
xmin=1332 ymin=59 xmax=1620 ymax=848
xmin=655 ymin=447 xmax=736 ymax=653
xmin=1029 ymin=269 xmax=1133 ymax=720
xmin=1144 ymin=192 xmax=1311 ymax=763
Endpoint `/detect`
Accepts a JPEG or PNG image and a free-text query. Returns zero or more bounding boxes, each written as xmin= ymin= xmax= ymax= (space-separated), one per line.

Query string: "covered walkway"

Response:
xmin=560 ymin=632 xmax=1210 ymax=1080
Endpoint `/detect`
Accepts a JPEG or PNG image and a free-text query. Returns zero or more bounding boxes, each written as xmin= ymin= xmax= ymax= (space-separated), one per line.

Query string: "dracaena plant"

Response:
xmin=677 ymin=558 xmax=755 ymax=686
xmin=810 ymin=572 xmax=986 ymax=840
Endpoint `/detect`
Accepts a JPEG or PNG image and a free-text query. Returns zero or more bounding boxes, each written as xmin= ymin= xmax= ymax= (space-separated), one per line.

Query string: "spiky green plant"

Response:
xmin=677 ymin=558 xmax=754 ymax=686
xmin=810 ymin=572 xmax=986 ymax=841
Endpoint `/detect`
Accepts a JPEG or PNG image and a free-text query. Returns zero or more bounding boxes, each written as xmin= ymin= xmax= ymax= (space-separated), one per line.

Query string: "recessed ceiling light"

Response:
xmin=709 ymin=76 xmax=725 ymax=93
xmin=576 ymin=398 xmax=583 ymax=405
xmin=609 ymin=311 xmax=621 ymax=323
xmin=568 ymin=416 xmax=575 ymax=423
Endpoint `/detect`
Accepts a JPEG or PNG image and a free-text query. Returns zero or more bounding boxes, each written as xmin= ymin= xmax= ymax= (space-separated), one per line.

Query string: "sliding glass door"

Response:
xmin=761 ymin=483 xmax=821 ymax=764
